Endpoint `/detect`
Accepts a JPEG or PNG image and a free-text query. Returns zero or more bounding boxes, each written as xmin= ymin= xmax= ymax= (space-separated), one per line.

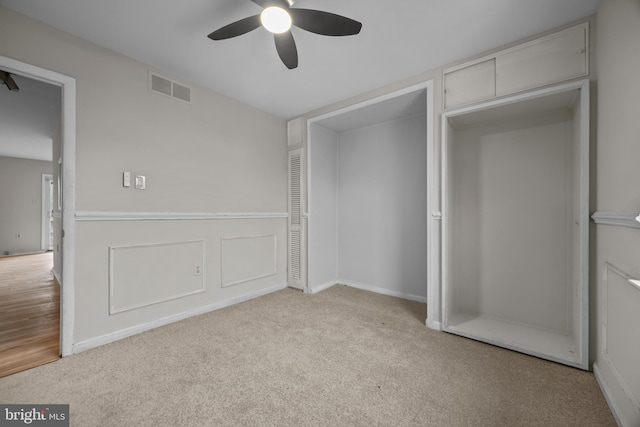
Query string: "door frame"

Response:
xmin=1 ymin=55 xmax=77 ymax=357
xmin=41 ymin=173 xmax=53 ymax=251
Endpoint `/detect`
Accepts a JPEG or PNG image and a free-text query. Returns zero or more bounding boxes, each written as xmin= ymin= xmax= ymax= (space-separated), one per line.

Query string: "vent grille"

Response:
xmin=172 ymin=83 xmax=191 ymax=102
xmin=289 ymin=230 xmax=301 ymax=280
xmin=289 ymin=153 xmax=301 ymax=225
xmin=151 ymin=74 xmax=172 ymax=96
xmin=149 ymin=72 xmax=191 ymax=103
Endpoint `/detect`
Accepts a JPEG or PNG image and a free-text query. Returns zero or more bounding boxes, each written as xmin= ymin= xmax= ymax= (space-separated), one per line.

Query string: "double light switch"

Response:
xmin=123 ymin=171 xmax=146 ymax=190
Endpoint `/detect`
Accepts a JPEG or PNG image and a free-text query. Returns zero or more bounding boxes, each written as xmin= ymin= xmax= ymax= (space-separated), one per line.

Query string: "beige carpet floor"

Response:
xmin=0 ymin=285 xmax=615 ymax=426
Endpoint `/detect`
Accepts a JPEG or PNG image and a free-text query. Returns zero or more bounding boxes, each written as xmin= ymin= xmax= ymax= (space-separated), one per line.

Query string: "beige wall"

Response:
xmin=593 ymin=1 xmax=640 ymax=426
xmin=0 ymin=6 xmax=288 ymax=349
xmin=0 ymin=155 xmax=53 ymax=255
xmin=0 ymin=8 xmax=286 ymax=213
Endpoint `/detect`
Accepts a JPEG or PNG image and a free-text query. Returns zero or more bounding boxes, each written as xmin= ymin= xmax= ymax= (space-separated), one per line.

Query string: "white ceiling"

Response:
xmin=0 ymin=74 xmax=60 ymax=161
xmin=0 ymin=0 xmax=600 ymax=120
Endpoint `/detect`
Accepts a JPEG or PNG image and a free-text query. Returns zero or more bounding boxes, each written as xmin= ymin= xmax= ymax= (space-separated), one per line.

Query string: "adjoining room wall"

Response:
xmin=308 ymin=124 xmax=339 ymax=290
xmin=0 ymin=6 xmax=287 ymax=349
xmin=593 ymin=1 xmax=640 ymax=425
xmin=338 ymin=114 xmax=428 ymax=301
xmin=0 ymin=155 xmax=53 ymax=255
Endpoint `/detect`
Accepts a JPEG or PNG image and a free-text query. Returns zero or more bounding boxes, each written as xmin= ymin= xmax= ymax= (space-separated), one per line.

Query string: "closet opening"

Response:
xmin=441 ymin=80 xmax=589 ymax=369
xmin=306 ymin=82 xmax=434 ymax=322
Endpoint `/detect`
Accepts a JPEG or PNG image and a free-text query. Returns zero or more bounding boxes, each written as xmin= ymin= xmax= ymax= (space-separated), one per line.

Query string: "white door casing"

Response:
xmin=41 ymin=174 xmax=54 ymax=251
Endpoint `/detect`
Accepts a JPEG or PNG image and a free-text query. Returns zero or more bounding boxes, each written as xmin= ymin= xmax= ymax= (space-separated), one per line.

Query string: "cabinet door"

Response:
xmin=496 ymin=25 xmax=587 ymax=96
xmin=288 ymin=148 xmax=306 ymax=290
xmin=444 ymin=59 xmax=496 ymax=109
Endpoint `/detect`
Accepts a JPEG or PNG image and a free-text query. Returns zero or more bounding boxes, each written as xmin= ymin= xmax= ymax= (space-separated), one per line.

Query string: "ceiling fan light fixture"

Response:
xmin=261 ymin=7 xmax=291 ymax=34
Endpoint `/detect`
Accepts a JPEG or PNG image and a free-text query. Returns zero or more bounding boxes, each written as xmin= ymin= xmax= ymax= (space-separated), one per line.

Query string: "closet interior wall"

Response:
xmin=308 ymin=91 xmax=429 ymax=303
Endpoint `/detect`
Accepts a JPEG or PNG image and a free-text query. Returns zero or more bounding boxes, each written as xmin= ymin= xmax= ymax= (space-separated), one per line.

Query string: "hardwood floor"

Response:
xmin=0 ymin=252 xmax=60 ymax=378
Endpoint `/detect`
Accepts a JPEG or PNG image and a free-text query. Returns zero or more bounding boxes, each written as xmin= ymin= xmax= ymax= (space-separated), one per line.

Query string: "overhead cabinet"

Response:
xmin=444 ymin=23 xmax=588 ymax=109
xmin=444 ymin=59 xmax=495 ymax=109
xmin=441 ymin=80 xmax=590 ymax=370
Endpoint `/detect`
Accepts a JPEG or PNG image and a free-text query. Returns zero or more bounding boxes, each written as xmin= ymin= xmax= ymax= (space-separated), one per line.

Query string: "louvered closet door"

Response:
xmin=288 ymin=148 xmax=306 ymax=289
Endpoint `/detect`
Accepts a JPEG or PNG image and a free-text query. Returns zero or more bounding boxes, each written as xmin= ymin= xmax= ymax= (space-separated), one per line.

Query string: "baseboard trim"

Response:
xmin=53 ymin=269 xmax=62 ymax=286
xmin=426 ymin=319 xmax=442 ymax=331
xmin=307 ymin=279 xmax=428 ymax=304
xmin=339 ymin=279 xmax=428 ymax=304
xmin=72 ymin=282 xmax=287 ymax=354
xmin=0 ymin=250 xmax=47 ymax=257
xmin=308 ymin=280 xmax=339 ymax=294
xmin=593 ymin=362 xmax=626 ymax=427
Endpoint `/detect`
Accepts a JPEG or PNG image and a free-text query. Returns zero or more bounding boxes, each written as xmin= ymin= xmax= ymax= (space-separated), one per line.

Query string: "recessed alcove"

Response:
xmin=441 ymin=80 xmax=590 ymax=369
xmin=307 ymin=83 xmax=433 ymax=305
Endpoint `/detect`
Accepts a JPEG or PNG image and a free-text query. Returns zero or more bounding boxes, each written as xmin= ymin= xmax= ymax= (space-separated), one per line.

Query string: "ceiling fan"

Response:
xmin=0 ymin=70 xmax=20 ymax=92
xmin=207 ymin=0 xmax=362 ymax=70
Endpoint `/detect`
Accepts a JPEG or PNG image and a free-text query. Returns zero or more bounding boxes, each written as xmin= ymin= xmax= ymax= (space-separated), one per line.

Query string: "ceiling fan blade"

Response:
xmin=207 ymin=14 xmax=262 ymax=40
xmin=290 ymin=9 xmax=362 ymax=36
xmin=251 ymin=0 xmax=292 ymax=8
xmin=274 ymin=32 xmax=298 ymax=69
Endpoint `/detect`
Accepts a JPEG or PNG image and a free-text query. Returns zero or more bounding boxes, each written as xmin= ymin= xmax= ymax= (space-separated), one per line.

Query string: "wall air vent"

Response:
xmin=149 ymin=71 xmax=191 ymax=103
xmin=172 ymin=82 xmax=191 ymax=102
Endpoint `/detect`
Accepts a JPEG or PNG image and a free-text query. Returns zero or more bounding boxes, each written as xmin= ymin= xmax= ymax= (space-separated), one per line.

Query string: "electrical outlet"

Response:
xmin=135 ymin=175 xmax=146 ymax=190
xmin=194 ymin=264 xmax=202 ymax=276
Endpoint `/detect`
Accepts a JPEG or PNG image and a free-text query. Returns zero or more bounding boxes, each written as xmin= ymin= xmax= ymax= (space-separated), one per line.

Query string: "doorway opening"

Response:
xmin=0 ymin=55 xmax=76 ymax=363
xmin=305 ymin=81 xmax=435 ymax=325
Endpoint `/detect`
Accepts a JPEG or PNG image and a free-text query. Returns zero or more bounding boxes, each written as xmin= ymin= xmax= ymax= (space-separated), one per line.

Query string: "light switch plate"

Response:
xmin=135 ymin=175 xmax=146 ymax=190
xmin=123 ymin=171 xmax=131 ymax=188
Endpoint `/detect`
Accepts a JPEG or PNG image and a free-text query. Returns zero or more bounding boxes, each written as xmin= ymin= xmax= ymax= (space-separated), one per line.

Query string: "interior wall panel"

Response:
xmin=221 ymin=234 xmax=277 ymax=287
xmin=602 ymin=263 xmax=640 ymax=413
xmin=109 ymin=240 xmax=205 ymax=314
xmin=75 ymin=218 xmax=287 ymax=343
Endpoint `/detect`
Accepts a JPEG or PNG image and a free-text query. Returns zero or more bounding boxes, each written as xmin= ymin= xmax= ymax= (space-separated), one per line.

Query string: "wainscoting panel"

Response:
xmin=602 ymin=263 xmax=640 ymax=413
xmin=221 ymin=235 xmax=277 ymax=287
xmin=109 ymin=240 xmax=205 ymax=314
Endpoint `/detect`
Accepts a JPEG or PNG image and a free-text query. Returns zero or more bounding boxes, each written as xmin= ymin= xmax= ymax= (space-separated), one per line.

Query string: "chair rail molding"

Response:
xmin=75 ymin=211 xmax=288 ymax=221
xmin=591 ymin=211 xmax=640 ymax=229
